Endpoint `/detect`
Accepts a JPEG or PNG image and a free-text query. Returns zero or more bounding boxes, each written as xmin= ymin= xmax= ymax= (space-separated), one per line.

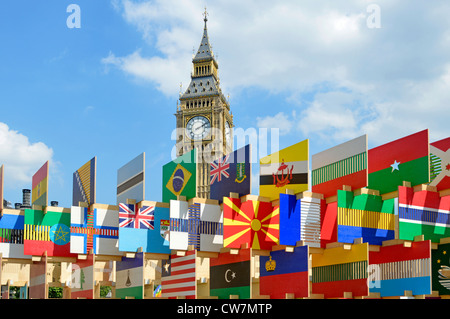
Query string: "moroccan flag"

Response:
xmin=223 ymin=196 xmax=279 ymax=250
xmin=368 ymin=129 xmax=429 ymax=194
xmin=24 ymin=208 xmax=75 ymax=257
xmin=210 ymin=144 xmax=251 ymax=203
xmin=312 ymin=135 xmax=367 ymax=198
xmin=162 ymin=149 xmax=197 ymax=203
xmin=369 ymin=240 xmax=431 ymax=297
xmin=260 ymin=246 xmax=309 ymax=299
xmin=71 ymin=252 xmax=95 ymax=299
xmin=210 ymin=248 xmax=251 ymax=299
xmin=116 ymin=252 xmax=145 ymax=299
xmin=259 ymin=139 xmax=308 ymax=201
xmin=73 ymin=157 xmax=96 ymax=206
xmin=398 ymin=185 xmax=450 ymax=242
xmin=32 ymin=161 xmax=49 ymax=207
xmin=432 ymin=242 xmax=450 ymax=295
xmin=430 ymin=137 xmax=450 ymax=191
xmin=337 ymin=189 xmax=396 ymax=245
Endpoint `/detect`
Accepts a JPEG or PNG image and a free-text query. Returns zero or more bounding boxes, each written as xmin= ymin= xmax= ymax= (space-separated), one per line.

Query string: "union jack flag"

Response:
xmin=210 ymin=154 xmax=230 ymax=185
xmin=119 ymin=203 xmax=155 ymax=230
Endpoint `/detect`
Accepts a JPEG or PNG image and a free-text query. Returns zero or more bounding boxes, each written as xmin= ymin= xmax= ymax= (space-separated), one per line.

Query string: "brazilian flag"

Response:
xmin=162 ymin=149 xmax=197 ymax=203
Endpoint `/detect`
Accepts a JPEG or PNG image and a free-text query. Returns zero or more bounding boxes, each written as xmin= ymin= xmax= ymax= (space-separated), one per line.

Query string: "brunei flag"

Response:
xmin=32 ymin=161 xmax=49 ymax=207
xmin=259 ymin=139 xmax=308 ymax=201
xmin=162 ymin=149 xmax=197 ymax=203
xmin=223 ymin=196 xmax=279 ymax=250
xmin=24 ymin=208 xmax=75 ymax=257
xmin=368 ymin=129 xmax=430 ymax=195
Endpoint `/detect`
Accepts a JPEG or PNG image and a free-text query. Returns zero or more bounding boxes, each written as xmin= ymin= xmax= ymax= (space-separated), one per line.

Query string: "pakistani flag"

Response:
xmin=210 ymin=248 xmax=251 ymax=299
xmin=162 ymin=149 xmax=197 ymax=203
xmin=368 ymin=129 xmax=429 ymax=194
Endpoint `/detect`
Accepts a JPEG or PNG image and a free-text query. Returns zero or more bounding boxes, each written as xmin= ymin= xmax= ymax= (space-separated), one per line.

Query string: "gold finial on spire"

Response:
xmin=203 ymin=7 xmax=208 ymax=24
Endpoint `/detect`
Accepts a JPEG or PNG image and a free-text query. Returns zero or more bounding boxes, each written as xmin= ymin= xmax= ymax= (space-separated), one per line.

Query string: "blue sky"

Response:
xmin=1 ymin=1 xmax=450 ymax=208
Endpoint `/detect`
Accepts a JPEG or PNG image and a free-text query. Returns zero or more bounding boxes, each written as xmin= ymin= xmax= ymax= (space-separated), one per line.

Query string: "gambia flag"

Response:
xmin=368 ymin=129 xmax=429 ymax=195
xmin=259 ymin=246 xmax=309 ymax=299
xmin=210 ymin=248 xmax=251 ymax=299
xmin=162 ymin=149 xmax=197 ymax=203
xmin=24 ymin=208 xmax=75 ymax=257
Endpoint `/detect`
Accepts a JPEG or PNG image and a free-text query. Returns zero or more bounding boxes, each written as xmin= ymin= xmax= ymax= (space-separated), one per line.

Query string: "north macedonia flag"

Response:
xmin=223 ymin=197 xmax=279 ymax=250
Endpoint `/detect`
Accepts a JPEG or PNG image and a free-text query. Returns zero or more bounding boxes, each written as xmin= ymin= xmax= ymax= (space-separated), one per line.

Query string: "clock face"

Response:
xmin=186 ymin=116 xmax=211 ymax=140
xmin=225 ymin=121 xmax=231 ymax=145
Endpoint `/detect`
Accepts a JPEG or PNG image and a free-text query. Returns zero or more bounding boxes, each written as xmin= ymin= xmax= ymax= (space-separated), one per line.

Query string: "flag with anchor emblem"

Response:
xmin=259 ymin=139 xmax=309 ymax=201
xmin=210 ymin=248 xmax=251 ymax=299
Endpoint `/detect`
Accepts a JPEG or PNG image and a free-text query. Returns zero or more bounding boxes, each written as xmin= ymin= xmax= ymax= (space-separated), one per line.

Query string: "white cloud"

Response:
xmin=105 ymin=0 xmax=450 ymax=146
xmin=0 ymin=122 xmax=54 ymax=190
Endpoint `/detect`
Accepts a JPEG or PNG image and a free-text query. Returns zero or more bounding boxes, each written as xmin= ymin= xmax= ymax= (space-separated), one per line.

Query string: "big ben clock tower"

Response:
xmin=175 ymin=10 xmax=233 ymax=199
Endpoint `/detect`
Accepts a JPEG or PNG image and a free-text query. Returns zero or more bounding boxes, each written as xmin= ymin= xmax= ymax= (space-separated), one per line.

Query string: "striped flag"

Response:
xmin=398 ymin=186 xmax=450 ymax=242
xmin=369 ymin=240 xmax=431 ymax=297
xmin=32 ymin=161 xmax=49 ymax=207
xmin=312 ymin=135 xmax=367 ymax=198
xmin=312 ymin=242 xmax=369 ymax=299
xmin=73 ymin=157 xmax=96 ymax=206
xmin=337 ymin=189 xmax=396 ymax=245
xmin=429 ymin=137 xmax=450 ymax=191
xmin=368 ymin=130 xmax=430 ymax=195
xmin=259 ymin=139 xmax=309 ymax=201
xmin=117 ymin=153 xmax=145 ymax=205
xmin=161 ymin=250 xmax=196 ymax=299
xmin=0 ymin=209 xmax=28 ymax=259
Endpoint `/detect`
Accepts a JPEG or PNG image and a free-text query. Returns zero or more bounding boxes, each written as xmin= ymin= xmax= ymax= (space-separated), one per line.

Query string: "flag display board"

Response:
xmin=337 ymin=189 xmax=396 ymax=245
xmin=311 ymin=242 xmax=369 ymax=299
xmin=210 ymin=248 xmax=251 ymax=299
xmin=70 ymin=204 xmax=120 ymax=256
xmin=32 ymin=161 xmax=49 ymax=207
xmin=71 ymin=252 xmax=95 ymax=299
xmin=368 ymin=129 xmax=430 ymax=195
xmin=161 ymin=250 xmax=196 ymax=299
xmin=24 ymin=208 xmax=75 ymax=257
xmin=223 ymin=196 xmax=279 ymax=250
xmin=369 ymin=240 xmax=431 ymax=297
xmin=0 ymin=209 xmax=29 ymax=259
xmin=117 ymin=153 xmax=145 ymax=205
xmin=259 ymin=245 xmax=309 ymax=299
xmin=29 ymin=253 xmax=47 ymax=299
xmin=312 ymin=135 xmax=368 ymax=198
xmin=73 ymin=157 xmax=96 ymax=206
xmin=116 ymin=252 xmax=145 ymax=299
xmin=279 ymin=193 xmax=324 ymax=247
xmin=119 ymin=201 xmax=170 ymax=254
xmin=259 ymin=139 xmax=309 ymax=201
xmin=429 ymin=137 xmax=450 ymax=191
xmin=169 ymin=199 xmax=223 ymax=252
xmin=162 ymin=149 xmax=197 ymax=203
xmin=398 ymin=186 xmax=450 ymax=243
xmin=210 ymin=144 xmax=251 ymax=202
xmin=432 ymin=242 xmax=450 ymax=295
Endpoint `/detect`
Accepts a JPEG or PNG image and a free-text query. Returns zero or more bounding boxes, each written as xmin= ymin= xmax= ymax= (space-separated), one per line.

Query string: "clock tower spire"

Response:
xmin=175 ymin=10 xmax=233 ymax=199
